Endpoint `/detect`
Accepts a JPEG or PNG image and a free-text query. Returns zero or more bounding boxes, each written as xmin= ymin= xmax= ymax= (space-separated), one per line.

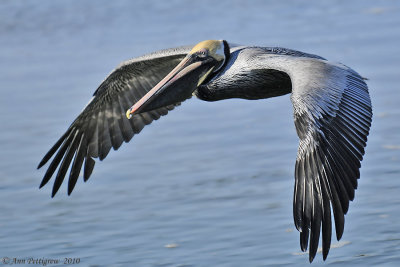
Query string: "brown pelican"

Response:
xmin=37 ymin=40 xmax=372 ymax=262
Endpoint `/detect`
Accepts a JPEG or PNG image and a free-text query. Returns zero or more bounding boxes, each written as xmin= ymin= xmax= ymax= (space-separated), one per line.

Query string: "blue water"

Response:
xmin=1 ymin=0 xmax=399 ymax=266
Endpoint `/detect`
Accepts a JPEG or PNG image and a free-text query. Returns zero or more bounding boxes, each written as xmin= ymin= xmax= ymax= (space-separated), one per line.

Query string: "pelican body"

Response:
xmin=38 ymin=40 xmax=372 ymax=262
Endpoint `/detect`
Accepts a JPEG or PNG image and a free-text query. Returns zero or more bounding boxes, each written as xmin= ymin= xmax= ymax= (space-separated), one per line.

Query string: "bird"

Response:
xmin=37 ymin=39 xmax=372 ymax=262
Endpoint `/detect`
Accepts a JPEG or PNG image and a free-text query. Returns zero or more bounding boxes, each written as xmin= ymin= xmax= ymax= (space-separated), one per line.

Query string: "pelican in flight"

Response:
xmin=38 ymin=40 xmax=372 ymax=262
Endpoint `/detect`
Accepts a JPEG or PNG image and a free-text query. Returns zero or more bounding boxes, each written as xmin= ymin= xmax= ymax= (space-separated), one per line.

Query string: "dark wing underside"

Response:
xmin=37 ymin=46 xmax=192 ymax=197
xmin=290 ymin=61 xmax=372 ymax=262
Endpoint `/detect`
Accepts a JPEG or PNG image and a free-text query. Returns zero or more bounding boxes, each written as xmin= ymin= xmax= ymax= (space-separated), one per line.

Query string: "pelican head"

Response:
xmin=126 ymin=40 xmax=230 ymax=118
xmin=189 ymin=39 xmax=228 ymax=76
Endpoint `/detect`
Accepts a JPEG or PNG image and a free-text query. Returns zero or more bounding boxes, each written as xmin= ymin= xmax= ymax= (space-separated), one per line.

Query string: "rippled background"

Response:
xmin=1 ymin=0 xmax=399 ymax=266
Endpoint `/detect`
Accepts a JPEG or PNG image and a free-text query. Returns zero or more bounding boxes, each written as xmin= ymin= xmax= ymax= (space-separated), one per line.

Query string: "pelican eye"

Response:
xmin=197 ymin=48 xmax=208 ymax=58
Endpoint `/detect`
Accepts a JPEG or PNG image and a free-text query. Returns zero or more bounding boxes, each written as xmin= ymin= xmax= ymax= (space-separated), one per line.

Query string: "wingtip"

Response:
xmin=39 ymin=179 xmax=47 ymax=189
xmin=300 ymin=230 xmax=309 ymax=252
xmin=322 ymin=234 xmax=331 ymax=261
xmin=336 ymin=227 xmax=344 ymax=241
xmin=322 ymin=250 xmax=329 ymax=261
xmin=83 ymin=157 xmax=95 ymax=182
xmin=309 ymin=253 xmax=315 ymax=263
xmin=67 ymin=185 xmax=74 ymax=196
xmin=51 ymin=184 xmax=61 ymax=198
xmin=37 ymin=160 xmax=45 ymax=169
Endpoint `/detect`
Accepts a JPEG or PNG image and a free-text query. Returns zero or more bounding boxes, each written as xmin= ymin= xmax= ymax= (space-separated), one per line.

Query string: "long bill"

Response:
xmin=126 ymin=54 xmax=216 ymax=119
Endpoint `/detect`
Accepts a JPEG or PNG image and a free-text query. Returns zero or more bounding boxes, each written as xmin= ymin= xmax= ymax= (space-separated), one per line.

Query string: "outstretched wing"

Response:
xmin=197 ymin=45 xmax=372 ymax=261
xmin=37 ymin=45 xmax=192 ymax=197
xmin=289 ymin=58 xmax=372 ymax=261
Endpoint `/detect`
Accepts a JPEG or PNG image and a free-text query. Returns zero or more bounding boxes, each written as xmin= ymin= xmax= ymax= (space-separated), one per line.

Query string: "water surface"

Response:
xmin=1 ymin=1 xmax=399 ymax=266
